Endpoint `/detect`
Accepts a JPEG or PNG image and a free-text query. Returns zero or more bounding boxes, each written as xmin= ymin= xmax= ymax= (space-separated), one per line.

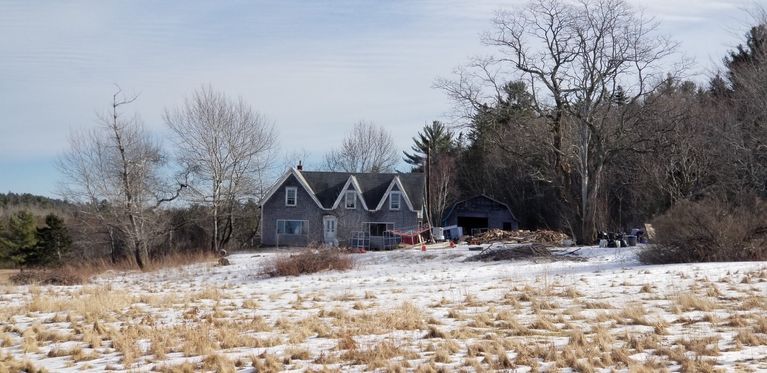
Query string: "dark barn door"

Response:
xmin=457 ymin=216 xmax=489 ymax=236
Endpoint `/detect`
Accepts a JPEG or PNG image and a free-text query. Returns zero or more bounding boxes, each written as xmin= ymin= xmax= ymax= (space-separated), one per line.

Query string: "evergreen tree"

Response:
xmin=403 ymin=121 xmax=454 ymax=171
xmin=726 ymin=24 xmax=767 ymax=76
xmin=611 ymin=85 xmax=628 ymax=105
xmin=0 ymin=211 xmax=38 ymax=269
xmin=33 ymin=214 xmax=72 ymax=266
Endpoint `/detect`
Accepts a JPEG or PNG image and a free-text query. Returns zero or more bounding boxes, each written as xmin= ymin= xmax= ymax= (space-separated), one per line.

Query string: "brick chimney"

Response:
xmin=297 ymin=161 xmax=303 ymax=171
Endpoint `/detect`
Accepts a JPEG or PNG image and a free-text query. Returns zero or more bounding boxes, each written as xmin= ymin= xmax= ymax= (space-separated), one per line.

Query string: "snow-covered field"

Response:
xmin=1 ymin=245 xmax=766 ymax=372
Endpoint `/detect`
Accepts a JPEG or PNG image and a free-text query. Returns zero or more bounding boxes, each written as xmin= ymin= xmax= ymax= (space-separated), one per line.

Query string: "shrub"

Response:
xmin=262 ymin=249 xmax=353 ymax=277
xmin=640 ymin=198 xmax=767 ymax=264
xmin=10 ymin=268 xmax=85 ymax=285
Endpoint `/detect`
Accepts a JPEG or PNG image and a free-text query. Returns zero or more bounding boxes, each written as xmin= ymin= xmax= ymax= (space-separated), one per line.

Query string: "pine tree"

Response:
xmin=33 ymin=214 xmax=72 ymax=266
xmin=0 ymin=211 xmax=38 ymax=269
xmin=403 ymin=121 xmax=454 ymax=171
xmin=611 ymin=85 xmax=628 ymax=105
xmin=726 ymin=24 xmax=767 ymax=91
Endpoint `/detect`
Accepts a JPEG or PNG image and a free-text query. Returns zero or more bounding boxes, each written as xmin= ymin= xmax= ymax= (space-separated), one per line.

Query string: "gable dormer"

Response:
xmin=261 ymin=167 xmax=326 ymax=210
xmin=374 ymin=176 xmax=416 ymax=212
xmin=331 ymin=175 xmax=369 ymax=210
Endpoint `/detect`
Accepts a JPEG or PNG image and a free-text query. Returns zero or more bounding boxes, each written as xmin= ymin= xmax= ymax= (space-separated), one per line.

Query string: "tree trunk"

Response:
xmin=134 ymin=240 xmax=149 ymax=269
xmin=212 ymin=202 xmax=220 ymax=253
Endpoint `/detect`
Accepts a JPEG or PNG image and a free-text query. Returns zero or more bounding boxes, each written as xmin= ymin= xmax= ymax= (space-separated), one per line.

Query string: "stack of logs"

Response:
xmin=469 ymin=229 xmax=569 ymax=246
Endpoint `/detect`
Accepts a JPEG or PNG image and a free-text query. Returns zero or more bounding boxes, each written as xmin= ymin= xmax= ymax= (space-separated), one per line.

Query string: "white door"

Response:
xmin=323 ymin=216 xmax=337 ymax=245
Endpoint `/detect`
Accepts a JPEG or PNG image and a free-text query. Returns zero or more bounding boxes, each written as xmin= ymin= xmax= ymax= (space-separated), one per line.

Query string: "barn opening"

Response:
xmin=457 ymin=216 xmax=489 ymax=236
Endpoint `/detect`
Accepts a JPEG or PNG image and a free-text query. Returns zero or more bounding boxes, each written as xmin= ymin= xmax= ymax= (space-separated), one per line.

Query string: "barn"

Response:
xmin=442 ymin=195 xmax=519 ymax=236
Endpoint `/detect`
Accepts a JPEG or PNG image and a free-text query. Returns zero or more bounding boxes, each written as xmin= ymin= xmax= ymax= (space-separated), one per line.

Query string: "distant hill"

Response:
xmin=0 ymin=192 xmax=76 ymax=218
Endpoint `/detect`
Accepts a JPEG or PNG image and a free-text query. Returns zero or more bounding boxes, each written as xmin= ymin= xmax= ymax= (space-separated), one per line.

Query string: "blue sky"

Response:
xmin=0 ymin=0 xmax=758 ymax=197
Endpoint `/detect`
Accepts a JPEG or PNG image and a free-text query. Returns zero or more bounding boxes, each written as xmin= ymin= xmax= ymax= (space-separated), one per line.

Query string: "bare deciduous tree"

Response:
xmin=429 ymin=153 xmax=458 ymax=226
xmin=164 ymin=85 xmax=276 ymax=253
xmin=58 ymin=88 xmax=184 ymax=269
xmin=438 ymin=0 xmax=679 ymax=242
xmin=324 ymin=121 xmax=399 ymax=173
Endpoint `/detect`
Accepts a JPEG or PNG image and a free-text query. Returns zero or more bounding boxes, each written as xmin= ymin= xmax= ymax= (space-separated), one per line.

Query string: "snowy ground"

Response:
xmin=1 ymin=244 xmax=766 ymax=372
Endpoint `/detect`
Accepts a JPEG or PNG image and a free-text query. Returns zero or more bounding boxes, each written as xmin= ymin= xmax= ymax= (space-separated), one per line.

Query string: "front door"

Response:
xmin=323 ymin=215 xmax=337 ymax=245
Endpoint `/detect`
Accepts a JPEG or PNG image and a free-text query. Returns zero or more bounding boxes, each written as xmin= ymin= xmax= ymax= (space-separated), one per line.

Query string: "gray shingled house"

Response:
xmin=260 ymin=166 xmax=425 ymax=248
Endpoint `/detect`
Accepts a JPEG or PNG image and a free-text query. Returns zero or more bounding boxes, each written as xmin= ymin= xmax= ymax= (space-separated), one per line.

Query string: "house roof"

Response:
xmin=299 ymin=171 xmax=425 ymax=210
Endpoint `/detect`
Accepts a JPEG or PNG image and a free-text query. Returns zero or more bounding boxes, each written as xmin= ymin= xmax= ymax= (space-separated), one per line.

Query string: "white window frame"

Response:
xmin=345 ymin=190 xmax=356 ymax=209
xmin=285 ymin=187 xmax=297 ymax=206
xmin=389 ymin=192 xmax=401 ymax=210
xmin=276 ymin=219 xmax=307 ymax=235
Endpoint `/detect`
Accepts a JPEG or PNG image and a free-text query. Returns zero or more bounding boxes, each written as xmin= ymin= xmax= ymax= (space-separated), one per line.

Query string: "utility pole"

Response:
xmin=426 ymin=143 xmax=435 ymax=243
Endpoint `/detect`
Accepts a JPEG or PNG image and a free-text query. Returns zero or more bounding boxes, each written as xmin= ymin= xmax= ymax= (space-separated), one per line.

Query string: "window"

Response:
xmin=367 ymin=222 xmax=394 ymax=236
xmin=277 ymin=220 xmax=306 ymax=235
xmin=285 ymin=187 xmax=297 ymax=206
xmin=389 ymin=192 xmax=401 ymax=210
xmin=345 ymin=190 xmax=356 ymax=209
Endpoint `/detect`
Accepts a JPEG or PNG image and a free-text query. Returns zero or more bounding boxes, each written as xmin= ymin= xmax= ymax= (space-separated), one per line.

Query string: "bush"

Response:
xmin=10 ymin=268 xmax=85 ymax=285
xmin=639 ymin=198 xmax=767 ymax=264
xmin=262 ymin=249 xmax=353 ymax=277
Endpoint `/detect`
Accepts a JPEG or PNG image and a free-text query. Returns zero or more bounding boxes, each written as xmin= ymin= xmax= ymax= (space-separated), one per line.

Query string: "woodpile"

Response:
xmin=469 ymin=229 xmax=569 ymax=245
xmin=466 ymin=243 xmax=585 ymax=262
xmin=466 ymin=244 xmax=551 ymax=261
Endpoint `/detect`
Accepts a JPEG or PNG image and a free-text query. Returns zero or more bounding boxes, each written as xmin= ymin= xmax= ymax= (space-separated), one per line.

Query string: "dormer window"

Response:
xmin=285 ymin=187 xmax=297 ymax=206
xmin=345 ymin=190 xmax=356 ymax=209
xmin=390 ymin=192 xmax=401 ymax=210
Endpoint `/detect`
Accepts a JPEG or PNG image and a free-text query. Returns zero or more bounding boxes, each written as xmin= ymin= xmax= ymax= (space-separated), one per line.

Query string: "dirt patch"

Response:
xmin=0 ymin=269 xmax=17 ymax=285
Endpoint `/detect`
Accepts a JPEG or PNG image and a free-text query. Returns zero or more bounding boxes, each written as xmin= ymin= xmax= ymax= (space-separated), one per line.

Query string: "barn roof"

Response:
xmin=442 ymin=194 xmax=519 ymax=223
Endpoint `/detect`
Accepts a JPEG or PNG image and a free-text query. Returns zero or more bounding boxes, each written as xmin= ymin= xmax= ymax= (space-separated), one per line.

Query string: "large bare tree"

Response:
xmin=164 ymin=85 xmax=276 ymax=253
xmin=58 ymin=88 xmax=184 ymax=269
xmin=439 ymin=0 xmax=678 ymax=242
xmin=324 ymin=121 xmax=399 ymax=173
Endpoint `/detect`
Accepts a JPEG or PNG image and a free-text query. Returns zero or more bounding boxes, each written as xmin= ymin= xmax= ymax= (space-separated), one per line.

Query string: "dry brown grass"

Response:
xmin=3 ymin=246 xmax=767 ymax=372
xmin=425 ymin=325 xmax=449 ymax=339
xmin=562 ymin=286 xmax=584 ymax=298
xmin=734 ymin=329 xmax=767 ymax=346
xmin=341 ymin=340 xmax=418 ymax=370
xmin=377 ymin=302 xmax=426 ymax=331
xmin=0 ymin=351 xmax=47 ymax=373
xmin=677 ymin=336 xmax=721 ymax=356
xmin=625 ymin=333 xmax=661 ymax=352
xmin=738 ymin=296 xmax=766 ymax=310
xmin=12 ymin=251 xmax=216 ymax=286
xmin=446 ymin=308 xmax=465 ymax=320
xmin=251 ymin=352 xmax=283 ymax=373
xmin=675 ymin=293 xmax=715 ymax=312
xmin=336 ymin=333 xmax=357 ymax=351
xmin=582 ymin=301 xmax=614 ymax=309
xmin=619 ymin=304 xmax=649 ymax=325
xmin=531 ymin=316 xmax=557 ymax=331
xmin=154 ymin=361 xmax=198 ymax=373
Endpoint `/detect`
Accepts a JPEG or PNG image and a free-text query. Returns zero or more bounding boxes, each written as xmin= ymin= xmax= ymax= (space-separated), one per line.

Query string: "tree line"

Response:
xmin=423 ymin=0 xmax=767 ymax=248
